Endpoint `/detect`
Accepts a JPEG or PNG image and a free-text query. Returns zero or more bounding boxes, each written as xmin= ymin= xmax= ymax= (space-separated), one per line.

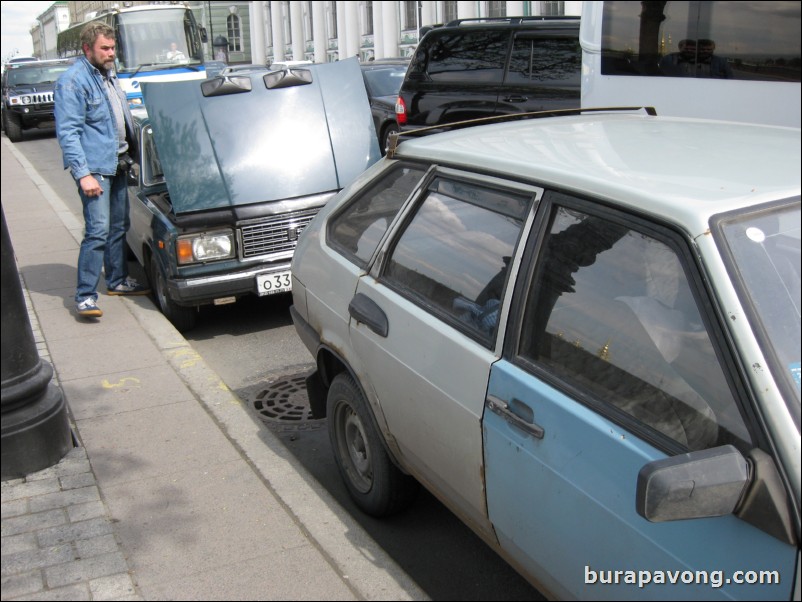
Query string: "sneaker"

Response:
xmin=108 ymin=277 xmax=150 ymax=296
xmin=76 ymin=298 xmax=103 ymax=317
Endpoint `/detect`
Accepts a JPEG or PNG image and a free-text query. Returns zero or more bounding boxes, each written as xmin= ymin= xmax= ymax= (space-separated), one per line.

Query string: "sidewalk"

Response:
xmin=1 ymin=136 xmax=427 ymax=601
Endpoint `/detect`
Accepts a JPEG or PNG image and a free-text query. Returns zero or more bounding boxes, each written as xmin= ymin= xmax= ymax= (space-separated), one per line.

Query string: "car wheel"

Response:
xmin=380 ymin=122 xmax=399 ymax=156
xmin=149 ymin=253 xmax=197 ymax=332
xmin=327 ymin=372 xmax=418 ymax=516
xmin=4 ymin=111 xmax=23 ymax=143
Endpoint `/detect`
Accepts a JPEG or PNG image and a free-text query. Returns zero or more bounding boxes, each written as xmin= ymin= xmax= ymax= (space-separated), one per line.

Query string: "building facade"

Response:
xmin=31 ymin=2 xmax=71 ymax=60
xmin=252 ymin=1 xmax=582 ymax=64
xmin=28 ymin=1 xmax=581 ymax=64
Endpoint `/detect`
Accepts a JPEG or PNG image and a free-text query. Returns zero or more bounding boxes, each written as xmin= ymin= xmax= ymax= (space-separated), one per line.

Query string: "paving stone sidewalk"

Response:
xmin=2 ymin=286 xmax=139 ymax=601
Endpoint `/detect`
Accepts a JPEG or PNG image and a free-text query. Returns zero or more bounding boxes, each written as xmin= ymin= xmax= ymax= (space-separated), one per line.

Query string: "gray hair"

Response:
xmin=80 ymin=22 xmax=115 ymax=50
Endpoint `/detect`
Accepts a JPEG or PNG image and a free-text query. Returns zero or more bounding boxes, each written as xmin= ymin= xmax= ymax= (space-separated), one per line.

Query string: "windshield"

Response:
xmin=116 ymin=8 xmax=202 ymax=71
xmin=7 ymin=65 xmax=70 ymax=86
xmin=718 ymin=201 xmax=801 ymax=406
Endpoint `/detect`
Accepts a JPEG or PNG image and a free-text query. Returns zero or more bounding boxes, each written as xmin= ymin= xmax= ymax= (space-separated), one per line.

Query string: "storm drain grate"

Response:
xmin=251 ymin=373 xmax=325 ymax=431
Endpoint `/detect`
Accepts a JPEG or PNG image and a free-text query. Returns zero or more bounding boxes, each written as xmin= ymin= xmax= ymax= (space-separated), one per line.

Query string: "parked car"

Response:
xmin=219 ymin=61 xmax=313 ymax=77
xmin=395 ymin=16 xmax=581 ymax=132
xmin=291 ymin=108 xmax=801 ymax=600
xmin=202 ymin=60 xmax=228 ymax=78
xmin=125 ymin=58 xmax=379 ymax=331
xmin=218 ymin=63 xmax=268 ymax=75
xmin=268 ymin=60 xmax=313 ymax=70
xmin=6 ymin=56 xmax=38 ymax=64
xmin=360 ymin=58 xmax=409 ymax=154
xmin=1 ymin=58 xmax=73 ymax=142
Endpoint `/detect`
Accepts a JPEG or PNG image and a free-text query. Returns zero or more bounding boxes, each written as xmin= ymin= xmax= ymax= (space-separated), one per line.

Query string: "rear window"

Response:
xmin=328 ymin=163 xmax=427 ymax=267
xmin=413 ymin=30 xmax=508 ymax=83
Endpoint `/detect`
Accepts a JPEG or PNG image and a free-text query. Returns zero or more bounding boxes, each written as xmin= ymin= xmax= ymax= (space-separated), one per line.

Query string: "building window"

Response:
xmin=364 ymin=1 xmax=374 ymax=35
xmin=403 ymin=1 xmax=416 ymax=30
xmin=442 ymin=1 xmax=458 ymax=23
xmin=227 ymin=14 xmax=242 ymax=52
xmin=328 ymin=1 xmax=338 ymax=39
xmin=541 ymin=1 xmax=565 ymax=16
xmin=487 ymin=1 xmax=506 ymax=17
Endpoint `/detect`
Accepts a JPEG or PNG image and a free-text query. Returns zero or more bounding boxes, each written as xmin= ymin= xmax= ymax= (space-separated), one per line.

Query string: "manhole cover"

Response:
xmin=251 ymin=373 xmax=324 ymax=432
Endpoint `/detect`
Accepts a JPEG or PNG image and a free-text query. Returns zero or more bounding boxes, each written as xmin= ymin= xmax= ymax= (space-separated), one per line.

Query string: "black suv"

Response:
xmin=396 ymin=16 xmax=581 ymax=131
xmin=1 ymin=58 xmax=73 ymax=143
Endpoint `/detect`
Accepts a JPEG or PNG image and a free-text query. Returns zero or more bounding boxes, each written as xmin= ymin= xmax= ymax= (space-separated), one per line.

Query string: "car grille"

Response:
xmin=20 ymin=92 xmax=54 ymax=105
xmin=239 ymin=207 xmax=319 ymax=259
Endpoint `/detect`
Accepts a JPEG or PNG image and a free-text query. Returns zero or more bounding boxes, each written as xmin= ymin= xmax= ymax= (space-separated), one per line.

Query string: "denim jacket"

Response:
xmin=54 ymin=56 xmax=136 ymax=180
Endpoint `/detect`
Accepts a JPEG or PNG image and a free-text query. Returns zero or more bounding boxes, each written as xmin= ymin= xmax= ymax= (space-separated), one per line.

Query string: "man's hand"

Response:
xmin=79 ymin=174 xmax=102 ymax=197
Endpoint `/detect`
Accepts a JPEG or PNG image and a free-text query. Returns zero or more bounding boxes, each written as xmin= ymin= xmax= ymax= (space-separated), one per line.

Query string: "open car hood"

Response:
xmin=141 ymin=58 xmax=379 ymax=214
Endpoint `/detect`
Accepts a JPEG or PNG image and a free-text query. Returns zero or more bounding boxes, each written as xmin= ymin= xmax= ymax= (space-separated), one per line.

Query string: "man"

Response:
xmin=697 ymin=39 xmax=734 ymax=79
xmin=659 ymin=39 xmax=698 ymax=76
xmin=55 ymin=22 xmax=149 ymax=318
xmin=166 ymin=42 xmax=186 ymax=62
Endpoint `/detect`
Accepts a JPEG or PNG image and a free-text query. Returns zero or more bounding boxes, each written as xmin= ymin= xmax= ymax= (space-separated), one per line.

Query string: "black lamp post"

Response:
xmin=1 ymin=206 xmax=72 ymax=480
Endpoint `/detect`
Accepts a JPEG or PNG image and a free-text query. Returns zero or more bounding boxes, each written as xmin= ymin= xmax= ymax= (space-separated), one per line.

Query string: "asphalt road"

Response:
xmin=11 ymin=126 xmax=545 ymax=601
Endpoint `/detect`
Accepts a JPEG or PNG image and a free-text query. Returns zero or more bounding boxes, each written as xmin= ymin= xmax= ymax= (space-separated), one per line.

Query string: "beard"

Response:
xmin=88 ymin=54 xmax=115 ymax=73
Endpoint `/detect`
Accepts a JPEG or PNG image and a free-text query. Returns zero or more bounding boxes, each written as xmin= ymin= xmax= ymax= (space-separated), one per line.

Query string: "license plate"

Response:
xmin=256 ymin=270 xmax=292 ymax=296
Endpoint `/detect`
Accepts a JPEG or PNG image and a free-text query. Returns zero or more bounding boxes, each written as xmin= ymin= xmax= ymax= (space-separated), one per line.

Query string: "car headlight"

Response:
xmin=176 ymin=230 xmax=235 ymax=265
xmin=21 ymin=96 xmax=32 ymax=105
xmin=8 ymin=96 xmax=21 ymax=105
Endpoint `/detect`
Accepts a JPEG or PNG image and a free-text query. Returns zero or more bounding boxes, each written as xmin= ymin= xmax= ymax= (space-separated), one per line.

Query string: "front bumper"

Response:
xmin=6 ymin=103 xmax=55 ymax=127
xmin=166 ymin=262 xmax=292 ymax=306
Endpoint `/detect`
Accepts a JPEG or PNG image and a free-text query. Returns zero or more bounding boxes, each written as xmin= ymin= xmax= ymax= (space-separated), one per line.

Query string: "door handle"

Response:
xmin=486 ymin=395 xmax=544 ymax=439
xmin=502 ymin=95 xmax=529 ymax=103
xmin=348 ymin=293 xmax=389 ymax=337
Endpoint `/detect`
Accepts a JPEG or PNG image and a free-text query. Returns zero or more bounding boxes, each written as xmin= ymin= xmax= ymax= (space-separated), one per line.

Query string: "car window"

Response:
xmin=383 ymin=177 xmax=531 ymax=346
xmin=506 ymin=36 xmax=581 ymax=86
xmin=518 ymin=202 xmax=753 ymax=452
xmin=362 ymin=66 xmax=407 ymax=97
xmin=418 ymin=30 xmax=508 ymax=83
xmin=328 ymin=163 xmax=427 ymax=267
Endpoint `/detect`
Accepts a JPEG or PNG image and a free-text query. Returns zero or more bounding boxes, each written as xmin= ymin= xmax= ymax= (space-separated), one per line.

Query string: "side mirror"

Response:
xmin=636 ymin=445 xmax=748 ymax=522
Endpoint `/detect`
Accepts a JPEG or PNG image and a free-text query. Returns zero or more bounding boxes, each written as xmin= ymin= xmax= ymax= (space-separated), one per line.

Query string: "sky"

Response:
xmin=1 ymin=1 xmax=55 ymax=62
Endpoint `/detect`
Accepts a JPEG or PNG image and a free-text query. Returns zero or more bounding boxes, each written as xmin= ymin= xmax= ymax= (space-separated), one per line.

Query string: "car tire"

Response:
xmin=380 ymin=122 xmax=399 ymax=156
xmin=4 ymin=111 xmax=23 ymax=143
xmin=327 ymin=372 xmax=418 ymax=517
xmin=149 ymin=253 xmax=197 ymax=332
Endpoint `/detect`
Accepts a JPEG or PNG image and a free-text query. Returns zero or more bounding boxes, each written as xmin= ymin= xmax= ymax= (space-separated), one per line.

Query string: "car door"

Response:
xmin=401 ymin=29 xmax=507 ymax=127
xmin=483 ymin=192 xmax=797 ymax=600
xmin=348 ymin=172 xmax=539 ymax=535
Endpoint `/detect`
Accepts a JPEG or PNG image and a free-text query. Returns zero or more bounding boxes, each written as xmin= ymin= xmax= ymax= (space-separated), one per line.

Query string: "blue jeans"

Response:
xmin=75 ymin=172 xmax=130 ymax=303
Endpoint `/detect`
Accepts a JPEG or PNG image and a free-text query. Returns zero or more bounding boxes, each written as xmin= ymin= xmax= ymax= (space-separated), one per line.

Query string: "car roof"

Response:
xmin=422 ymin=15 xmax=579 ymax=36
xmin=361 ymin=58 xmax=409 ymax=65
xmin=269 ymin=60 xmax=313 ymax=68
xmin=5 ymin=58 xmax=73 ymax=69
xmin=360 ymin=59 xmax=409 ymax=72
xmin=394 ymin=113 xmax=801 ymax=235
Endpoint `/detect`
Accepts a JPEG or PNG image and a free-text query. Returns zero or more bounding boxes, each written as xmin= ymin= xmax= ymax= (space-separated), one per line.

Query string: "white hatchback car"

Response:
xmin=290 ymin=109 xmax=800 ymax=600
